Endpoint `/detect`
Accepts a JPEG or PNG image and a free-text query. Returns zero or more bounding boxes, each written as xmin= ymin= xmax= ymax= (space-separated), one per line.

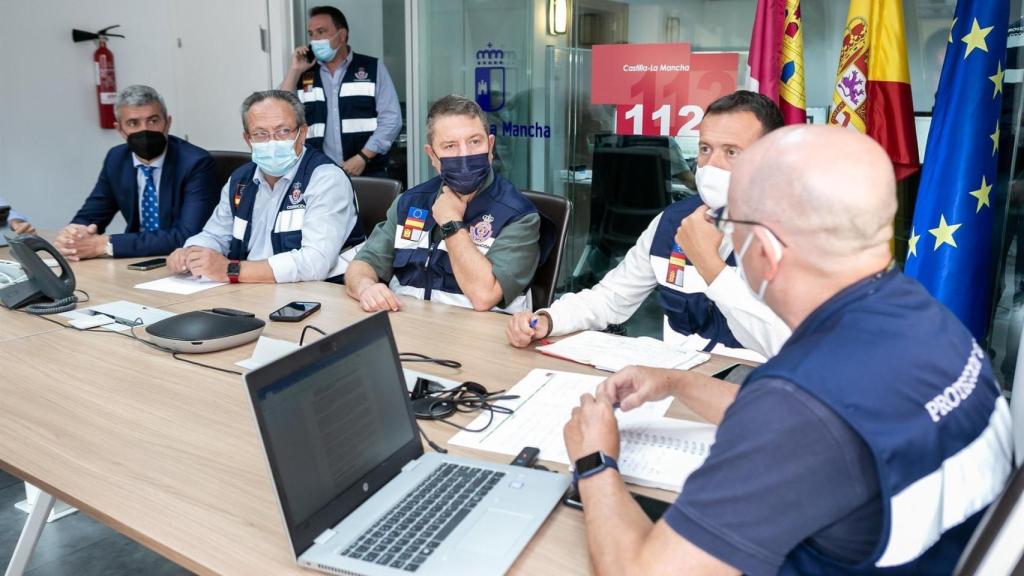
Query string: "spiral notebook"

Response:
xmin=617 ymin=417 xmax=717 ymax=492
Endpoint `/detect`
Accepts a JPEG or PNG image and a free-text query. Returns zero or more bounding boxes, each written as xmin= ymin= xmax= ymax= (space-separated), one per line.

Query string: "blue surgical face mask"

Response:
xmin=251 ymin=139 xmax=300 ymax=177
xmin=310 ymin=30 xmax=341 ymax=62
xmin=438 ymin=152 xmax=491 ymax=195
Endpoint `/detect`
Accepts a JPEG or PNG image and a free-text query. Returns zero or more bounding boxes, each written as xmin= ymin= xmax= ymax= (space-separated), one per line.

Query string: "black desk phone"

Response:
xmin=0 ymin=235 xmax=78 ymax=314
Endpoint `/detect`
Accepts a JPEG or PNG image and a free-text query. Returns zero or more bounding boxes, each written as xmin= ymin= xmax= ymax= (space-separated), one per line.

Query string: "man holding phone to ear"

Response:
xmin=279 ymin=5 xmax=401 ymax=178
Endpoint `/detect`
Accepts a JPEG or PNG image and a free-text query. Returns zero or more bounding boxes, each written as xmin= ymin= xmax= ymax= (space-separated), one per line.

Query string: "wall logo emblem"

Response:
xmin=475 ymin=42 xmax=506 ymax=112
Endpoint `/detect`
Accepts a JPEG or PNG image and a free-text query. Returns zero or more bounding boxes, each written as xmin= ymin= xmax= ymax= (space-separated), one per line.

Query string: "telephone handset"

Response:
xmin=0 ymin=235 xmax=78 ymax=314
xmin=304 ymin=44 xmax=315 ymax=64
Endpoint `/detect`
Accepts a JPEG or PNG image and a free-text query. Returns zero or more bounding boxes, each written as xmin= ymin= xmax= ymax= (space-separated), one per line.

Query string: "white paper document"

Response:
xmin=536 ymin=330 xmax=709 ymax=372
xmin=235 ymin=337 xmax=302 ymax=370
xmin=135 ymin=275 xmax=226 ymax=295
xmin=449 ymin=369 xmax=670 ymax=461
xmin=61 ymin=300 xmax=175 ymax=332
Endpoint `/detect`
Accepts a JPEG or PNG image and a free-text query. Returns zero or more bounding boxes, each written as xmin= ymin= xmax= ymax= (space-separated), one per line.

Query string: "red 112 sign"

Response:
xmin=591 ymin=44 xmax=739 ymax=137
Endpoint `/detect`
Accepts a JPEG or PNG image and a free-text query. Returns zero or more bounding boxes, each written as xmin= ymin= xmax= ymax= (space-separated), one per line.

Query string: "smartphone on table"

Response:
xmin=269 ymin=301 xmax=321 ymax=322
xmin=562 ymin=486 xmax=672 ymax=521
xmin=127 ymin=258 xmax=166 ymax=271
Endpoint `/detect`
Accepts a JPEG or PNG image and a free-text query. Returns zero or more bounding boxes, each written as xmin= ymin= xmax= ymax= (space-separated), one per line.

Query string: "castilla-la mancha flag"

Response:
xmin=828 ymin=0 xmax=920 ymax=180
xmin=746 ymin=0 xmax=806 ymax=124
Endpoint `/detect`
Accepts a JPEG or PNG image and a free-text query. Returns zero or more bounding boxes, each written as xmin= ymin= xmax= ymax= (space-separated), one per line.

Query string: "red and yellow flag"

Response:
xmin=746 ymin=0 xmax=806 ymax=124
xmin=828 ymin=0 xmax=920 ymax=179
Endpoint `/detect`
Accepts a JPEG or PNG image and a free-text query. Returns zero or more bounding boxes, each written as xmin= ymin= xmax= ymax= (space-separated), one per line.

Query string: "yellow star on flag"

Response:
xmin=908 ymin=227 xmax=920 ymax=258
xmin=969 ymin=175 xmax=992 ymax=212
xmin=990 ymin=62 xmax=1005 ymax=98
xmin=991 ymin=123 xmax=1000 ymax=155
xmin=929 ymin=215 xmax=961 ymax=250
xmin=962 ymin=18 xmax=993 ymax=58
xmin=949 ymin=17 xmax=957 ymax=43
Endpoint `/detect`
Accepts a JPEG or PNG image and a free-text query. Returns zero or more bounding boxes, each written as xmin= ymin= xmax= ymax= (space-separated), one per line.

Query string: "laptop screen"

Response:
xmin=246 ymin=313 xmax=422 ymax=555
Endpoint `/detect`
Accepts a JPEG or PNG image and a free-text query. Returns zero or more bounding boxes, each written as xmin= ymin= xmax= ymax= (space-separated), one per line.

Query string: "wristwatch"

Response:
xmin=572 ymin=451 xmax=619 ymax=488
xmin=356 ymin=150 xmax=371 ymax=163
xmin=227 ymin=260 xmax=241 ymax=284
xmin=105 ymin=242 xmax=114 ymax=257
xmin=439 ymin=220 xmax=468 ymax=239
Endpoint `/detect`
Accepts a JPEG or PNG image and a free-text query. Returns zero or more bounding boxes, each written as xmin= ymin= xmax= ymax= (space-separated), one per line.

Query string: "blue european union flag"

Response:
xmin=905 ymin=0 xmax=1009 ymax=340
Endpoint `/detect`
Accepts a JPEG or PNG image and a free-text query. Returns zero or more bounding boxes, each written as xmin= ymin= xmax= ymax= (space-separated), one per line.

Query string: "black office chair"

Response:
xmin=591 ymin=147 xmax=671 ymax=255
xmin=350 ymin=176 xmax=403 ymax=235
xmin=523 ymin=191 xmax=571 ymax=310
xmin=208 ymin=150 xmax=251 ymax=189
xmin=954 ymin=463 xmax=1024 ymax=575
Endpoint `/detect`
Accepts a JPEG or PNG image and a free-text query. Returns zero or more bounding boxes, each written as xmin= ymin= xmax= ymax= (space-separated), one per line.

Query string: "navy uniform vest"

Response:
xmin=297 ymin=52 xmax=386 ymax=172
xmin=648 ymin=197 xmax=743 ymax=352
xmin=390 ymin=174 xmax=538 ymax=312
xmin=748 ymin=268 xmax=1013 ymax=574
xmin=227 ymin=148 xmax=365 ymax=261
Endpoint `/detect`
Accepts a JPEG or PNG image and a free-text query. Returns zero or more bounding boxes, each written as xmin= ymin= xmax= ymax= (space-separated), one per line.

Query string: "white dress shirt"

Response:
xmin=184 ymin=150 xmax=357 ymax=282
xmin=542 ymin=212 xmax=791 ymax=361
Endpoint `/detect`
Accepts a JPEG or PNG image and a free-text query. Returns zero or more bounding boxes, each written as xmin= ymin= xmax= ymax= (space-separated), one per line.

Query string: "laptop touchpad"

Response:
xmin=455 ymin=509 xmax=533 ymax=554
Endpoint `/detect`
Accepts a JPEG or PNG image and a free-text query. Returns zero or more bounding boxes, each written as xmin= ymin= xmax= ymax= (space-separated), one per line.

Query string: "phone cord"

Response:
xmin=25 ymin=295 xmax=78 ymax=315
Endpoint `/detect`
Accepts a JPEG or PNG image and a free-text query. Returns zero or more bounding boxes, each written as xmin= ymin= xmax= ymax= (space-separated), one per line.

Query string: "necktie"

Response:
xmin=139 ymin=165 xmax=159 ymax=232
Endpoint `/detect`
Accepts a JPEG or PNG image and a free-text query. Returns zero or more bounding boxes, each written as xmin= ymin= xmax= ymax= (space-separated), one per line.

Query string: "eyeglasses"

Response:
xmin=705 ymin=206 xmax=788 ymax=248
xmin=248 ymin=127 xmax=299 ymax=143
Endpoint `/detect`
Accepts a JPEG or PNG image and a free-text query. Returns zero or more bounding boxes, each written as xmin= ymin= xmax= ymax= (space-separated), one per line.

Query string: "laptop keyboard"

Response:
xmin=339 ymin=463 xmax=505 ymax=572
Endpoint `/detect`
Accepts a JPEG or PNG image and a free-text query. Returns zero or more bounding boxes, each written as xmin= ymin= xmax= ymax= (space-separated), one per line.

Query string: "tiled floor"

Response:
xmin=0 ymin=470 xmax=192 ymax=575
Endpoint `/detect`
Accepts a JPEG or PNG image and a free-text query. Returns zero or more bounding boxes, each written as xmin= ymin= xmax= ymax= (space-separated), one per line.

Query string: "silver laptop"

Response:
xmin=244 ymin=312 xmax=570 ymax=575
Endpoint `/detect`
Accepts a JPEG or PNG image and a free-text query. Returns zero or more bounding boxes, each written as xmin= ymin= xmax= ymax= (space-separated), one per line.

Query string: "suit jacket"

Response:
xmin=71 ymin=135 xmax=218 ymax=257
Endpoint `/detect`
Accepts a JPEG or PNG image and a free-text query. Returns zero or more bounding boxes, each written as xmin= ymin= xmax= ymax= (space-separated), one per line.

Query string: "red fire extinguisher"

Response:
xmin=72 ymin=25 xmax=125 ymax=130
xmin=95 ymin=39 xmax=117 ymax=129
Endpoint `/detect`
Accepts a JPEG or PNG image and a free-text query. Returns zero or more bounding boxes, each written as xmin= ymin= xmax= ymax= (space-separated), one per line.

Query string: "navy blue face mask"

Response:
xmin=438 ymin=152 xmax=491 ymax=195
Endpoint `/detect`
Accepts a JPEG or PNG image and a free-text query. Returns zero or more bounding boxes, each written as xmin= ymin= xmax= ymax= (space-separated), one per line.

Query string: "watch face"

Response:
xmin=575 ymin=452 xmax=604 ymax=475
xmin=227 ymin=262 xmax=240 ymax=275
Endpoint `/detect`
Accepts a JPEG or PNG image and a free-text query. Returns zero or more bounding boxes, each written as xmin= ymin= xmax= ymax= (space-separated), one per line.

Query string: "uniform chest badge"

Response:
xmin=470 ymin=214 xmax=494 ymax=244
xmin=233 ymin=180 xmax=245 ymax=208
xmin=402 ymin=207 xmax=428 ymax=241
xmin=354 ymin=67 xmax=369 ymax=81
xmin=289 ymin=183 xmax=303 ymax=205
xmin=667 ymin=243 xmax=686 ymax=287
xmin=302 ymin=73 xmax=314 ymax=92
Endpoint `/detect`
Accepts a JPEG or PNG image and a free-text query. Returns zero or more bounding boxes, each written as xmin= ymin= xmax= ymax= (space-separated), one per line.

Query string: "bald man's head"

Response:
xmin=729 ymin=125 xmax=897 ymax=272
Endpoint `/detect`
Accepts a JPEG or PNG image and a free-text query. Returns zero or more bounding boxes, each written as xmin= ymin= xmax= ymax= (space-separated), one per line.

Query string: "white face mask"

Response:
xmin=695 ymin=164 xmax=731 ymax=211
xmin=733 ymin=228 xmax=782 ymax=302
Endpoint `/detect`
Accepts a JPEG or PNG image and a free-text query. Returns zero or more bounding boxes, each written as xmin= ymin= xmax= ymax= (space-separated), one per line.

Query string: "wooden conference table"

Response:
xmin=0 ymin=252 xmax=737 ymax=575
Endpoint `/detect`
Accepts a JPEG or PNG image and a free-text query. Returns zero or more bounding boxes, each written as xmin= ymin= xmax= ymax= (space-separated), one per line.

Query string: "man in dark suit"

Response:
xmin=55 ymin=85 xmax=218 ymax=260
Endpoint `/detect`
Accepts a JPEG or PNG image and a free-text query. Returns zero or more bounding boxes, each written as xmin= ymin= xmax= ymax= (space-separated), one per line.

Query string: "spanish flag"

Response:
xmin=828 ymin=0 xmax=920 ymax=180
xmin=746 ymin=0 xmax=806 ymax=124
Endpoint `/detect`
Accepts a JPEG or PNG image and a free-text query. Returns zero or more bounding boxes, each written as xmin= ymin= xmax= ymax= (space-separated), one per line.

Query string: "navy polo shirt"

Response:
xmin=664 ymin=378 xmax=883 ymax=576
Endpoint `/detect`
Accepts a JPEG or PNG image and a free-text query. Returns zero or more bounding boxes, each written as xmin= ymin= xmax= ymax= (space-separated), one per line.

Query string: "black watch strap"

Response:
xmin=357 ymin=150 xmax=371 ymax=163
xmin=440 ymin=221 xmax=467 ymax=239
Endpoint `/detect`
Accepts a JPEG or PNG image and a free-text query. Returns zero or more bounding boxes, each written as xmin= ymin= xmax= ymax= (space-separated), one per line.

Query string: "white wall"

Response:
xmin=0 ymin=1 xmax=177 ymax=230
xmin=0 ymin=0 xmax=293 ymax=231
